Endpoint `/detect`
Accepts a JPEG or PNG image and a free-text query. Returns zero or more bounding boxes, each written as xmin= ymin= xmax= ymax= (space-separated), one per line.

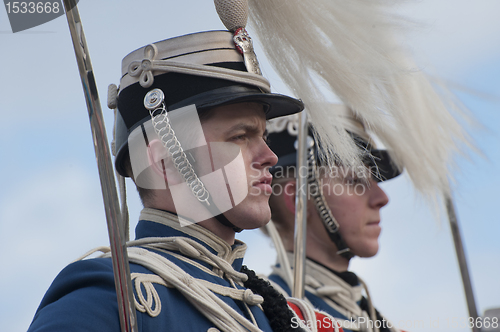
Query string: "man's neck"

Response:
xmin=197 ymin=218 xmax=236 ymax=245
xmin=145 ymin=200 xmax=236 ymax=245
xmin=305 ymin=239 xmax=350 ymax=272
xmin=144 ymin=194 xmax=235 ymax=246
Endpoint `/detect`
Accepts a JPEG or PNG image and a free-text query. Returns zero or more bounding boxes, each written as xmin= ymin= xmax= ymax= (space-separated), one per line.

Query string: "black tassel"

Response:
xmin=241 ymin=265 xmax=304 ymax=332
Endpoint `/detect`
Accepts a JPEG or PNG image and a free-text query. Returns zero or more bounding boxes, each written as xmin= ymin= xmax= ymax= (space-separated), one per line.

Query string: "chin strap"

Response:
xmin=145 ymin=88 xmax=242 ymax=233
xmin=216 ymin=215 xmax=243 ymax=233
xmin=205 ymin=194 xmax=243 ymax=233
xmin=306 ymin=138 xmax=354 ymax=260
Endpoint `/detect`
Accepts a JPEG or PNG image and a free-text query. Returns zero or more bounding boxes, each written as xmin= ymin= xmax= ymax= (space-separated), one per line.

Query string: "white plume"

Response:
xmin=248 ymin=0 xmax=474 ymax=199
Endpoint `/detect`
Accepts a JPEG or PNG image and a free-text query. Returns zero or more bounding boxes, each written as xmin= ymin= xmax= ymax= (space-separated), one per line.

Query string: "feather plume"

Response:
xmin=248 ymin=0 xmax=474 ymax=200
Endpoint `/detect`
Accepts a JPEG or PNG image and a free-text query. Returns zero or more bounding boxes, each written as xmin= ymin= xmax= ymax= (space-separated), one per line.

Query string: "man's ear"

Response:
xmin=147 ymin=139 xmax=180 ymax=184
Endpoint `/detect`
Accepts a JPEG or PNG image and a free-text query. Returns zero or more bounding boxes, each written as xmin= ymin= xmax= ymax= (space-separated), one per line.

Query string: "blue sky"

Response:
xmin=0 ymin=1 xmax=499 ymax=331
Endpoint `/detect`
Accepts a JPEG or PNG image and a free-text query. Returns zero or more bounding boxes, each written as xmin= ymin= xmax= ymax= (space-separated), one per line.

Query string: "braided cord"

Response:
xmin=307 ymin=145 xmax=339 ymax=233
xmin=149 ymin=101 xmax=210 ymax=206
xmin=129 ymin=59 xmax=270 ymax=92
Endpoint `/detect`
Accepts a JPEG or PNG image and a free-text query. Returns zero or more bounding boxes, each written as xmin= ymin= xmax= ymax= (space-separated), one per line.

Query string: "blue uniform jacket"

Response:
xmin=268 ymin=257 xmax=395 ymax=332
xmin=269 ymin=268 xmax=353 ymax=328
xmin=28 ymin=208 xmax=273 ymax=332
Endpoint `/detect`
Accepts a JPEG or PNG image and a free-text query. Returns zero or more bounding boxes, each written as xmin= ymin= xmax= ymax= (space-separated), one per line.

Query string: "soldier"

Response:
xmin=247 ymin=1 xmax=475 ymax=330
xmin=264 ymin=106 xmax=402 ymax=332
xmin=26 ymin=25 xmax=325 ymax=332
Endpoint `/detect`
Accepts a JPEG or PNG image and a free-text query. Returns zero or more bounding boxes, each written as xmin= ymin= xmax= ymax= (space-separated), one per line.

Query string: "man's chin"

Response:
xmin=242 ymin=217 xmax=271 ymax=230
xmin=356 ymin=245 xmax=379 ymax=258
xmin=225 ymin=205 xmax=271 ymax=230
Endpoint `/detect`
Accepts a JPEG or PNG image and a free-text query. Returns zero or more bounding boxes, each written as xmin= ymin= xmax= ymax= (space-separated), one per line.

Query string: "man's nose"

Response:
xmin=257 ymin=140 xmax=278 ymax=168
xmin=369 ymin=179 xmax=389 ymax=209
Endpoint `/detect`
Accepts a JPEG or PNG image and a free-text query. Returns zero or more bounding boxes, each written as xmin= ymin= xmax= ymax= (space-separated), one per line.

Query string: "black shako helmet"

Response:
xmin=267 ymin=109 xmax=401 ymax=182
xmin=110 ymin=31 xmax=304 ymax=177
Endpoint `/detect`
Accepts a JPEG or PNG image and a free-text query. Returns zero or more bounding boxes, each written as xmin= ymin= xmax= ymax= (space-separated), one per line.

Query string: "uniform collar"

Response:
xmin=135 ymin=208 xmax=247 ymax=272
xmin=278 ymin=252 xmax=363 ymax=303
xmin=303 ymin=256 xmax=363 ymax=303
xmin=307 ymin=257 xmax=360 ymax=287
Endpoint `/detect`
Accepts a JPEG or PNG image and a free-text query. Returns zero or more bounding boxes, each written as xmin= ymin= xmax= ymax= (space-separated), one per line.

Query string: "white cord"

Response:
xmin=358 ymin=277 xmax=379 ymax=332
xmin=128 ymin=58 xmax=270 ymax=92
xmin=84 ymin=236 xmax=264 ymax=332
xmin=265 ymin=220 xmax=294 ymax=287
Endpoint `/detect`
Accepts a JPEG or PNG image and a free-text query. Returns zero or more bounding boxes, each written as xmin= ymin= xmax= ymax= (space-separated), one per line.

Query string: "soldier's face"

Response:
xmin=308 ymin=170 xmax=389 ymax=258
xmin=200 ymin=102 xmax=278 ymax=229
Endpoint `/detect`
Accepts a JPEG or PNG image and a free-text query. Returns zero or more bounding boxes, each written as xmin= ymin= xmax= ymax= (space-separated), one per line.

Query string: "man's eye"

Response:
xmin=231 ymin=134 xmax=246 ymax=141
xmin=344 ymin=177 xmax=362 ymax=185
xmin=263 ymin=135 xmax=270 ymax=146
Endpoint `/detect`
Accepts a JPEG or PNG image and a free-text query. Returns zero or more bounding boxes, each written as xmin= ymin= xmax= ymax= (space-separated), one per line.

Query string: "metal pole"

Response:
xmin=292 ymin=110 xmax=308 ymax=298
xmin=445 ymin=192 xmax=479 ymax=332
xmin=62 ymin=2 xmax=137 ymax=331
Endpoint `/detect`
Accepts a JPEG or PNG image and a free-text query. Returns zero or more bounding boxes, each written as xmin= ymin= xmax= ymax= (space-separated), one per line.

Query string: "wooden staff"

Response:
xmin=445 ymin=192 xmax=479 ymax=332
xmin=62 ymin=1 xmax=137 ymax=331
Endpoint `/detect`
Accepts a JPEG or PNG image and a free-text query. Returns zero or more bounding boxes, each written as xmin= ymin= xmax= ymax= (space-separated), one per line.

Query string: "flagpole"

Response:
xmin=292 ymin=110 xmax=309 ymax=299
xmin=445 ymin=192 xmax=479 ymax=332
xmin=62 ymin=1 xmax=137 ymax=331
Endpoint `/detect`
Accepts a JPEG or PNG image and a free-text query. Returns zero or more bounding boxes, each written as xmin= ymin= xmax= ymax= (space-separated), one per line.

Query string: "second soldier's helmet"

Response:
xmin=267 ymin=104 xmax=401 ymax=182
